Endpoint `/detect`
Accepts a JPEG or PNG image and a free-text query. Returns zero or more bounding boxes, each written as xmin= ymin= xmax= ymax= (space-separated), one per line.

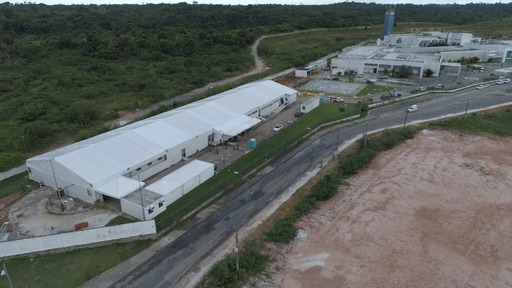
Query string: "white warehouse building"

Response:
xmin=26 ymin=80 xmax=297 ymax=219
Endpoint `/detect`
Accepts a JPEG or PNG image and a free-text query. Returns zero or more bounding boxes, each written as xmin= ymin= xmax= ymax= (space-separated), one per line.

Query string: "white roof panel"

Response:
xmin=215 ymin=116 xmax=261 ymax=137
xmin=96 ymin=176 xmax=143 ymax=199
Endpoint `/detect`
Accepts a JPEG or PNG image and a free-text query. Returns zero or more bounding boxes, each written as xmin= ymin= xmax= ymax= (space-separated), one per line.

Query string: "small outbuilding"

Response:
xmin=300 ymin=97 xmax=321 ymax=114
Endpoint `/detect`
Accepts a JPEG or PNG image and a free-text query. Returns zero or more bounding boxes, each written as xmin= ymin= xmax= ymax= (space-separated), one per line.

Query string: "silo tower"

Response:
xmin=382 ymin=7 xmax=395 ymax=39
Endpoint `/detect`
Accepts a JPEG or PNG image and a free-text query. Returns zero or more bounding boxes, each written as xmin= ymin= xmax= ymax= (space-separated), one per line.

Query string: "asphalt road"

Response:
xmin=117 ymin=85 xmax=512 ymax=288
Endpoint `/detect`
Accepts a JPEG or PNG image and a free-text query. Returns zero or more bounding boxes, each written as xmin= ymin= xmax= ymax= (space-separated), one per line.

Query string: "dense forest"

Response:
xmin=0 ymin=2 xmax=511 ymax=169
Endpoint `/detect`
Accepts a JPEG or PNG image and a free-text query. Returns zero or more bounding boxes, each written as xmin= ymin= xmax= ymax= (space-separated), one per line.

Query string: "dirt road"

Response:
xmin=264 ymin=129 xmax=512 ymax=288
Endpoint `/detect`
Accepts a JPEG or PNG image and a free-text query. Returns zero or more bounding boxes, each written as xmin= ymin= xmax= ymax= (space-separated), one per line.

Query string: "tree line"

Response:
xmin=0 ymin=1 xmax=511 ymax=168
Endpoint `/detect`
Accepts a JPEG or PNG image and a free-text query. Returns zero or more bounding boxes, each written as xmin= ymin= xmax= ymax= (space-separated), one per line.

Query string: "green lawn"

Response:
xmin=0 ymin=240 xmax=152 ymax=288
xmin=0 ymin=173 xmax=38 ymax=198
xmin=356 ymin=84 xmax=393 ymax=96
xmin=429 ymin=108 xmax=512 ymax=136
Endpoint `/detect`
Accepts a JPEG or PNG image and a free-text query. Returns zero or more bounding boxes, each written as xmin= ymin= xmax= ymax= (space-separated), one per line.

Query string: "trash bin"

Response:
xmin=249 ymin=138 xmax=257 ymax=149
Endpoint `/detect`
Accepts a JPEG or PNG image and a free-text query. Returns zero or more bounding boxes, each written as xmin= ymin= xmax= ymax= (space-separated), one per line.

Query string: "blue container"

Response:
xmin=249 ymin=138 xmax=257 ymax=149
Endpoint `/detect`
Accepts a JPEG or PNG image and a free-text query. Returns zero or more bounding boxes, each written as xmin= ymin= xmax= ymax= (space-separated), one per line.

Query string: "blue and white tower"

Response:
xmin=382 ymin=7 xmax=395 ymax=39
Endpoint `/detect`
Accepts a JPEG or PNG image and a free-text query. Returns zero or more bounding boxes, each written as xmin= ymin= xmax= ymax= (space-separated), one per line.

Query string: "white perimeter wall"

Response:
xmin=0 ymin=221 xmax=156 ymax=258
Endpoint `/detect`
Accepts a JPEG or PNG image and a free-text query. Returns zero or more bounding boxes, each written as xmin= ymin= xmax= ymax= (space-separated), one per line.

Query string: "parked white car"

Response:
xmin=496 ymin=80 xmax=504 ymax=85
xmin=503 ymin=78 xmax=511 ymax=84
xmin=273 ymin=124 xmax=284 ymax=132
xmin=476 ymin=84 xmax=487 ymax=90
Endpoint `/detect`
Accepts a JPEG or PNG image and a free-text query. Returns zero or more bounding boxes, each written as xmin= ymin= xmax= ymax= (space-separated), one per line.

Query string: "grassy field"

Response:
xmin=258 ymin=27 xmax=379 ymax=69
xmin=0 ymin=240 xmax=152 ymax=288
xmin=357 ymin=84 xmax=394 ymax=97
xmin=429 ymin=108 xmax=512 ymax=136
xmin=0 ymin=173 xmax=38 ymax=198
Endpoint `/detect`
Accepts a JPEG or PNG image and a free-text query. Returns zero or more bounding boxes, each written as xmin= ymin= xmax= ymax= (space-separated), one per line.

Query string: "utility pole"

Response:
xmin=2 ymin=263 xmax=14 ymax=288
xmin=464 ymin=98 xmax=470 ymax=119
xmin=235 ymin=225 xmax=239 ymax=271
xmin=364 ymin=121 xmax=369 ymax=147
xmin=403 ymin=111 xmax=409 ymax=129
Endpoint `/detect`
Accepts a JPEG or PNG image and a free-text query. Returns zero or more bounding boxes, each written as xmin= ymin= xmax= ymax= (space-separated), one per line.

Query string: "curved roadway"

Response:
xmin=117 ymin=85 xmax=512 ymax=288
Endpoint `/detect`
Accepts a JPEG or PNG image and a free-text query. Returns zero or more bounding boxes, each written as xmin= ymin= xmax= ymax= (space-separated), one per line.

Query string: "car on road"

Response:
xmin=333 ymin=97 xmax=344 ymax=103
xmin=377 ymin=75 xmax=389 ymax=79
xmin=496 ymin=80 xmax=505 ymax=85
xmin=407 ymin=104 xmax=418 ymax=113
xmin=380 ymin=94 xmax=391 ymax=100
xmin=503 ymin=78 xmax=511 ymax=84
xmin=476 ymin=84 xmax=489 ymax=90
xmin=273 ymin=124 xmax=284 ymax=132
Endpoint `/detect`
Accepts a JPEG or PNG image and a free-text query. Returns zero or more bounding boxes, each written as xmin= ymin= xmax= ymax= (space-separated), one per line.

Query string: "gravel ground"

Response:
xmin=262 ymin=129 xmax=512 ymax=288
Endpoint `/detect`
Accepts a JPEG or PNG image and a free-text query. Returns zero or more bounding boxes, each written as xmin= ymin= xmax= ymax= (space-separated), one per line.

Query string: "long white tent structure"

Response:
xmin=26 ymin=80 xmax=297 ymax=211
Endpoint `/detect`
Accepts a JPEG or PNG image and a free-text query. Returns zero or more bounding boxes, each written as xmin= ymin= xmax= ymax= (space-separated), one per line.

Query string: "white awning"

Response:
xmin=215 ymin=116 xmax=261 ymax=137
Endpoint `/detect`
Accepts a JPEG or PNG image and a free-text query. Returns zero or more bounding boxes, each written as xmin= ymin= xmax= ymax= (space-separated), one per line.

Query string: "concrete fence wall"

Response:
xmin=0 ymin=220 xmax=156 ymax=259
xmin=0 ymin=164 xmax=27 ymax=182
xmin=265 ymin=68 xmax=296 ymax=80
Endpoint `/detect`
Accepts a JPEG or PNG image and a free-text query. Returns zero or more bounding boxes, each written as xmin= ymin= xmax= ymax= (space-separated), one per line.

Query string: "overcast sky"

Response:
xmin=34 ymin=0 xmax=512 ymax=6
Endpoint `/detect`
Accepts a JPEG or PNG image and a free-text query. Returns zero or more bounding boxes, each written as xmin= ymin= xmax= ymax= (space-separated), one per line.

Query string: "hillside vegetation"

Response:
xmin=1 ymin=2 xmax=512 ymax=168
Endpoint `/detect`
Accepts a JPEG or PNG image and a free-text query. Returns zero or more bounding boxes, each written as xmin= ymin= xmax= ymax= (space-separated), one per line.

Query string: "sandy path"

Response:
xmin=267 ymin=130 xmax=512 ymax=288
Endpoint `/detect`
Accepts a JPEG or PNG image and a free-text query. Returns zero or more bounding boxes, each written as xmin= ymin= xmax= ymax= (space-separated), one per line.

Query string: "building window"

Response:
xmin=136 ymin=167 xmax=141 ymax=171
xmin=147 ymin=162 xmax=152 ymax=166
xmin=27 ymin=167 xmax=32 ymax=173
xmin=87 ymin=189 xmax=92 ymax=196
xmin=158 ymin=157 xmax=162 ymax=161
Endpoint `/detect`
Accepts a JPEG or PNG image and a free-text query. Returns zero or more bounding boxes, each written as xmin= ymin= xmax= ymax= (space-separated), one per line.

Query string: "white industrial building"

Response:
xmin=331 ymin=46 xmax=443 ymax=78
xmin=332 ymin=32 xmax=512 ymax=79
xmin=26 ymin=80 xmax=297 ymax=219
xmin=378 ymin=31 xmax=480 ymax=48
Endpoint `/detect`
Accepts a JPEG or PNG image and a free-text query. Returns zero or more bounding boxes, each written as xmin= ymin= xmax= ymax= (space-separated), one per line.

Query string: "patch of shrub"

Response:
xmin=0 ymin=152 xmax=26 ymax=171
xmin=265 ymin=215 xmax=298 ymax=244
xmin=311 ymin=173 xmax=342 ymax=201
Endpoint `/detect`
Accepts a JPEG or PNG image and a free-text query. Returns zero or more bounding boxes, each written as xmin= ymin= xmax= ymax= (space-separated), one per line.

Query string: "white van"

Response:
xmin=407 ymin=104 xmax=418 ymax=112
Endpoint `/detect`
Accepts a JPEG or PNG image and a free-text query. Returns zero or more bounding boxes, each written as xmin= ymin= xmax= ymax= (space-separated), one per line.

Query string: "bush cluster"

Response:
xmin=0 ymin=152 xmax=26 ymax=171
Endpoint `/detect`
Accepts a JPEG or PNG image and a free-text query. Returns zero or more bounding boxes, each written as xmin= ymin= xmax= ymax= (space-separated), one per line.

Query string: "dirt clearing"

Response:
xmin=265 ymin=129 xmax=512 ymax=288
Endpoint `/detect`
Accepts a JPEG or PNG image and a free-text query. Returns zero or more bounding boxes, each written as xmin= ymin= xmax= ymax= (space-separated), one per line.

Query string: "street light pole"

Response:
xmin=235 ymin=225 xmax=239 ymax=271
xmin=137 ymin=173 xmax=146 ymax=221
xmin=403 ymin=111 xmax=409 ymax=129
xmin=233 ymin=171 xmax=249 ymax=272
xmin=2 ymin=263 xmax=14 ymax=288
xmin=234 ymin=171 xmax=248 ymax=193
xmin=464 ymin=98 xmax=470 ymax=119
xmin=220 ymin=130 xmax=225 ymax=169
